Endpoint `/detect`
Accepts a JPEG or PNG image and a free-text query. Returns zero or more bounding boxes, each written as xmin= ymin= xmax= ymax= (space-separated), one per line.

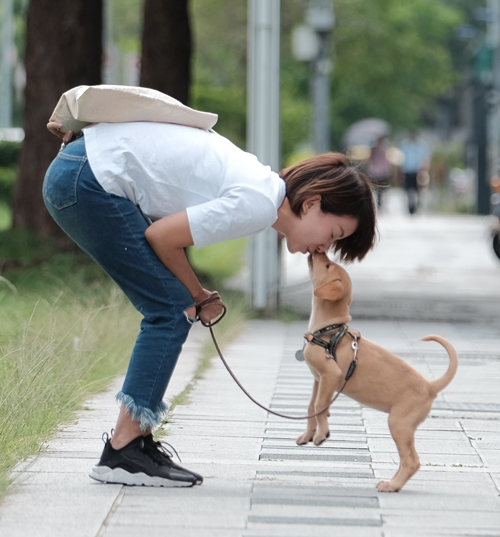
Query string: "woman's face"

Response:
xmin=284 ymin=196 xmax=358 ymax=255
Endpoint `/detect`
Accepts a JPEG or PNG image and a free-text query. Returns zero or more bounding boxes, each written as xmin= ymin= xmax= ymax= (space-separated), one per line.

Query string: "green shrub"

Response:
xmin=0 ymin=166 xmax=17 ymax=204
xmin=191 ymin=85 xmax=246 ymax=148
xmin=0 ymin=141 xmax=21 ymax=167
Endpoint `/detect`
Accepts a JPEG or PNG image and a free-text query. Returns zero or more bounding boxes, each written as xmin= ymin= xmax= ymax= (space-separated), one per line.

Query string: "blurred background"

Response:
xmin=1 ymin=0 xmax=500 ymax=497
xmin=0 ymin=0 xmax=499 ymax=314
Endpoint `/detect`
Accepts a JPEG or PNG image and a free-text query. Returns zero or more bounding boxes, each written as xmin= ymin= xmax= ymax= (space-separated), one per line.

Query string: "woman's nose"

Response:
xmin=316 ymin=239 xmax=334 ymax=254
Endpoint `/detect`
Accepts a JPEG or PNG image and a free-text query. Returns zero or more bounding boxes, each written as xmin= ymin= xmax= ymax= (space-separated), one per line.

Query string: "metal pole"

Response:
xmin=488 ymin=0 xmax=500 ymax=199
xmin=474 ymin=82 xmax=490 ymax=214
xmin=313 ymin=41 xmax=331 ymax=154
xmin=247 ymin=0 xmax=280 ymax=313
xmin=0 ymin=0 xmax=13 ymax=128
xmin=307 ymin=0 xmax=334 ymax=155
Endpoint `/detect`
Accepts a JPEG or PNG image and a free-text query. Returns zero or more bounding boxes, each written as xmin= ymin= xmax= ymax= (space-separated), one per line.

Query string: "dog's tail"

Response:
xmin=422 ymin=335 xmax=458 ymax=396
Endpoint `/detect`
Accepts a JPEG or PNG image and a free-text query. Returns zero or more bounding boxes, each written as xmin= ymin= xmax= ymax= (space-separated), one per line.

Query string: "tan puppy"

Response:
xmin=297 ymin=252 xmax=458 ymax=492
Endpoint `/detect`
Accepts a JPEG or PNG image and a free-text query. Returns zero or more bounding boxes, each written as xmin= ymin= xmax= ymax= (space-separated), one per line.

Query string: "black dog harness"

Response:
xmin=296 ymin=323 xmax=359 ymax=382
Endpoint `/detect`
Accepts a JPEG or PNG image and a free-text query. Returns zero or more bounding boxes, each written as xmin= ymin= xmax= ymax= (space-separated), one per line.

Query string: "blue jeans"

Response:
xmin=43 ymin=136 xmax=193 ymax=431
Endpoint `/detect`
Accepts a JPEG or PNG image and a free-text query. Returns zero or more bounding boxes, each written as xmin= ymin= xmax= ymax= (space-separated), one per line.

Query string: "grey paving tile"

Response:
xmin=373 ymin=476 xmax=499 ymax=495
xmin=108 ymin=510 xmax=248 ymax=529
xmin=247 ymin=514 xmax=382 ymax=527
xmin=382 ymin=531 xmax=499 ymax=537
xmin=381 ymin=511 xmax=500 ymax=529
xmin=256 ymin=469 xmax=374 ymax=478
xmin=370 ymin=452 xmax=484 ymax=466
xmin=260 ymin=452 xmax=372 ymax=462
xmin=378 ymin=492 xmax=500 ymax=511
xmin=105 ymin=529 xmax=241 ymax=537
xmin=367 ymin=438 xmax=477 ymax=455
xmin=251 ymin=484 xmax=380 ymax=497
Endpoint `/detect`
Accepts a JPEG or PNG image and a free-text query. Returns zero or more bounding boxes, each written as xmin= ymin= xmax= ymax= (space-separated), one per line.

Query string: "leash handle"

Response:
xmin=195 ymin=291 xmax=227 ymax=327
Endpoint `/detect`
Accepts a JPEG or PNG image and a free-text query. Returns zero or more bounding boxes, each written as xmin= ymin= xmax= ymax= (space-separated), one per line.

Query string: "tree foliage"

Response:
xmin=189 ymin=0 xmax=463 ymax=154
xmin=330 ymin=0 xmax=462 ymax=145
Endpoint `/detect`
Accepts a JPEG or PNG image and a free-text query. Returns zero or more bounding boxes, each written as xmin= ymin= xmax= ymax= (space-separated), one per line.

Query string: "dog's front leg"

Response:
xmin=313 ymin=369 xmax=343 ymax=446
xmin=296 ymin=378 xmax=319 ymax=445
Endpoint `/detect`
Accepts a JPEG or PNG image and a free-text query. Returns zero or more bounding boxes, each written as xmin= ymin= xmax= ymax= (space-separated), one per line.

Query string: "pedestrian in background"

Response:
xmin=367 ymin=135 xmax=392 ymax=209
xmin=400 ymin=131 xmax=429 ymax=214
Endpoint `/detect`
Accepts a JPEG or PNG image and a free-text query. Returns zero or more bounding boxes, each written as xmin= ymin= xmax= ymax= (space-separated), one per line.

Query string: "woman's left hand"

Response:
xmin=47 ymin=121 xmax=75 ymax=144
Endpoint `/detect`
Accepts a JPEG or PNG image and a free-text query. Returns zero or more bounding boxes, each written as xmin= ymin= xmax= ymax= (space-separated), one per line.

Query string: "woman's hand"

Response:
xmin=47 ymin=121 xmax=75 ymax=144
xmin=189 ymin=288 xmax=226 ymax=326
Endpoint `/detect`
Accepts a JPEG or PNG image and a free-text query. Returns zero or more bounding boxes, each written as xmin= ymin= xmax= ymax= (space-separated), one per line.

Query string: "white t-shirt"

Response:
xmin=83 ymin=122 xmax=286 ymax=249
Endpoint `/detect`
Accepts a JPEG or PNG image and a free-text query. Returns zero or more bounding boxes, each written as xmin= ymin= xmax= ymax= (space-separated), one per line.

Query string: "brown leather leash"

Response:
xmin=195 ymin=292 xmax=357 ymax=420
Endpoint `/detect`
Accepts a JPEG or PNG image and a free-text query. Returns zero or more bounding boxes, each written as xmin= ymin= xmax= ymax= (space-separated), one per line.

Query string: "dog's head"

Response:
xmin=308 ymin=252 xmax=352 ymax=306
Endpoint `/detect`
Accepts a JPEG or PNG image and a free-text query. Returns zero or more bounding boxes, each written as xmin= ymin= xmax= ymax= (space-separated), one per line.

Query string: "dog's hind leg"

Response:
xmin=377 ymin=403 xmax=430 ymax=492
xmin=296 ymin=378 xmax=319 ymax=445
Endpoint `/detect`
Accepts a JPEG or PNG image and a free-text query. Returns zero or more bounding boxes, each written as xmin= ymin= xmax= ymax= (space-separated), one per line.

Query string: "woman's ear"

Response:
xmin=301 ymin=195 xmax=322 ymax=215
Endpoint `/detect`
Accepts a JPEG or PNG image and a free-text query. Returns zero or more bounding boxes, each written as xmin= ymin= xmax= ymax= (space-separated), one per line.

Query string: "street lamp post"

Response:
xmin=292 ymin=0 xmax=335 ymax=155
xmin=247 ymin=0 xmax=281 ymax=313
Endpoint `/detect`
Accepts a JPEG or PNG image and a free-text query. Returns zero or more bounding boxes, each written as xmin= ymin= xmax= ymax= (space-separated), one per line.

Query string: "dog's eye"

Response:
xmin=326 ymin=264 xmax=330 ymax=269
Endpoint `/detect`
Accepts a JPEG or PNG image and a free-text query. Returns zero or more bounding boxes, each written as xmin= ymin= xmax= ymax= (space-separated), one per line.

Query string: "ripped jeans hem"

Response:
xmin=116 ymin=391 xmax=169 ymax=432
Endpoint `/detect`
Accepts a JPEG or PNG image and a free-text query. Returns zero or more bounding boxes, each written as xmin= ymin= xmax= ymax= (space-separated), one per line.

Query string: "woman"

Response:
xmin=45 ymin=119 xmax=376 ymax=487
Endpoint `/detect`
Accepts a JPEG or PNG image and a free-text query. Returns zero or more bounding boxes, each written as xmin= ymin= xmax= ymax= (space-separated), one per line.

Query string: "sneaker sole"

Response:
xmin=89 ymin=466 xmax=196 ymax=487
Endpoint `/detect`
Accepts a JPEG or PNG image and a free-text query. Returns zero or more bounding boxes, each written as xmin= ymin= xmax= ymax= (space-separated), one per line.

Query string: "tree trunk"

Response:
xmin=12 ymin=0 xmax=102 ymax=237
xmin=140 ymin=0 xmax=192 ymax=105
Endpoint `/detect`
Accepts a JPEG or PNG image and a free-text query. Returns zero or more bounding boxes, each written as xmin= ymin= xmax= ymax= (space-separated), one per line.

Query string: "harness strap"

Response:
xmin=305 ymin=325 xmax=360 ymax=381
xmin=304 ymin=324 xmax=348 ymax=362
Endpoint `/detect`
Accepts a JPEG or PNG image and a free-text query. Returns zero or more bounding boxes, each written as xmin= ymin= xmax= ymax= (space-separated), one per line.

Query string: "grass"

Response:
xmin=0 ymin=258 xmax=141 ymax=497
xmin=0 ymin=230 xmax=250 ymax=497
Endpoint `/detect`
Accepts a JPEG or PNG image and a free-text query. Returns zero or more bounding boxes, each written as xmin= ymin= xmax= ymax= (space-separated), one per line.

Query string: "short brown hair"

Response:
xmin=279 ymin=152 xmax=376 ymax=262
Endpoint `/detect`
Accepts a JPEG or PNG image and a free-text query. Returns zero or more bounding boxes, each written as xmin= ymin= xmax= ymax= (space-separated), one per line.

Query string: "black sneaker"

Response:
xmin=89 ymin=433 xmax=201 ymax=487
xmin=143 ymin=434 xmax=203 ymax=485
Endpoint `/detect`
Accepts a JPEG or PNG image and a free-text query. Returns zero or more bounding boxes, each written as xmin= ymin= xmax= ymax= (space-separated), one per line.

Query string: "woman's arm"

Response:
xmin=144 ymin=210 xmax=223 ymax=323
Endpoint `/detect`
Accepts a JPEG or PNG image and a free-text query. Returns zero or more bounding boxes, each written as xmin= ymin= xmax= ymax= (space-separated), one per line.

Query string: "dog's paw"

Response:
xmin=376 ymin=480 xmax=400 ymax=493
xmin=296 ymin=430 xmax=315 ymax=445
xmin=313 ymin=430 xmax=330 ymax=446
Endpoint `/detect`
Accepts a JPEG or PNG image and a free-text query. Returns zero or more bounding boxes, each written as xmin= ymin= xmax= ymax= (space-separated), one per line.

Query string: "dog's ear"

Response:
xmin=314 ymin=279 xmax=344 ymax=301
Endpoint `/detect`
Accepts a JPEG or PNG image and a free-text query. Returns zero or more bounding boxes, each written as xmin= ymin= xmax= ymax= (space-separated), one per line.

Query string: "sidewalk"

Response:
xmin=1 ymin=193 xmax=500 ymax=536
xmin=1 ymin=318 xmax=500 ymax=536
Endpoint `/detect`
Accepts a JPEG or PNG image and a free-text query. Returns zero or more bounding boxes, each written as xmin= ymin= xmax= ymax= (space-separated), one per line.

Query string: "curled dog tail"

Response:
xmin=422 ymin=335 xmax=458 ymax=396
